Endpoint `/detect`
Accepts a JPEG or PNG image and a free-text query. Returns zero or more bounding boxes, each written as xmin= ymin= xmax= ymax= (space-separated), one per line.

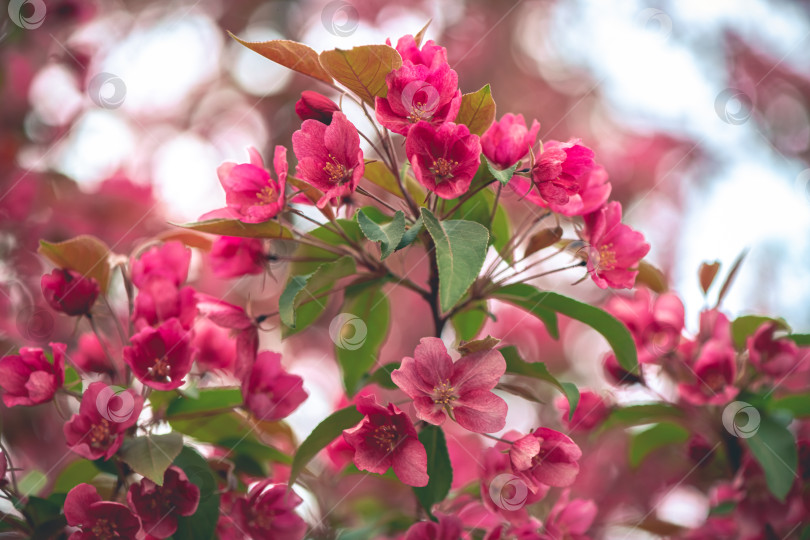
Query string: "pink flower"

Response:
xmin=603 ymin=353 xmax=642 ymax=386
xmin=193 ymin=319 xmax=235 ymax=372
xmin=233 ymin=481 xmax=307 ymax=540
xmin=509 ymin=428 xmax=582 ymax=492
xmin=123 ymin=318 xmax=194 ymax=390
xmin=0 ymin=342 xmax=65 ymax=407
xmin=64 ymin=382 xmax=143 ymax=460
xmin=292 ymin=112 xmax=364 ymax=207
xmin=202 ymin=146 xmax=288 ymax=223
xmin=391 ymin=337 xmax=507 ymax=433
xmin=509 ymin=164 xmax=610 ymax=217
xmin=295 ymin=90 xmax=340 ymax=124
xmin=131 ymin=241 xmax=190 ymax=289
xmin=748 ymin=322 xmax=809 ymax=378
xmin=556 ymin=390 xmax=610 ymax=433
xmin=195 ymin=294 xmax=259 ymax=379
xmin=71 ymin=332 xmax=114 ymax=374
xmin=581 ymin=201 xmax=650 ymax=289
xmin=375 ymin=63 xmax=462 ymax=135
xmin=542 ymin=491 xmax=597 ymax=540
xmin=404 ymin=512 xmax=463 ymax=540
xmin=343 ymin=394 xmax=428 ymax=487
xmin=531 ymin=139 xmax=595 ymax=205
xmin=133 ymin=281 xmax=197 ymax=330
xmin=406 ymin=121 xmax=482 ymax=199
xmin=128 ymin=466 xmax=200 ymax=539
xmin=41 ymin=268 xmax=99 ymax=316
xmin=64 ymin=483 xmax=141 ymax=540
xmin=389 ymin=34 xmax=448 ymax=68
xmin=243 ymin=351 xmax=308 ymax=421
xmin=481 ymin=113 xmax=540 ymax=170
xmin=678 ymin=340 xmax=738 ymax=405
xmin=209 ymin=236 xmax=265 ymax=278
xmin=605 ymin=287 xmax=685 ymax=363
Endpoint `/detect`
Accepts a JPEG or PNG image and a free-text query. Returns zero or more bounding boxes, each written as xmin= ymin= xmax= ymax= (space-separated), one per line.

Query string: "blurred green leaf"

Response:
xmin=744 ymin=411 xmax=798 ymax=501
xmin=628 ymin=423 xmax=689 ymax=468
xmin=172 ymin=446 xmax=220 ymax=540
xmin=279 ymin=256 xmax=356 ymax=328
xmin=175 ymin=218 xmax=293 ymax=239
xmin=413 ymin=425 xmax=452 ymax=518
xmin=165 ymin=388 xmax=243 ymax=418
xmin=499 ymin=345 xmax=579 ymax=420
xmin=730 ymin=315 xmax=789 ymax=349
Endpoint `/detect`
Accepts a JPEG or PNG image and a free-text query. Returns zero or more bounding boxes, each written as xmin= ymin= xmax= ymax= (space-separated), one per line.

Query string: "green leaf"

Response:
xmin=289 ymin=405 xmax=364 ymax=486
xmin=603 ymin=403 xmax=683 ymax=428
xmin=489 ymin=283 xmax=559 ymax=339
xmin=486 ymin=159 xmax=518 ymax=186
xmin=165 ymin=388 xmax=243 ymax=418
xmin=628 ymin=423 xmax=689 ymax=468
xmin=787 ymin=333 xmax=810 ymax=346
xmin=455 ymin=84 xmax=496 ymax=136
xmin=451 ymin=301 xmax=489 ymax=342
xmin=708 ymin=500 xmax=737 ymax=516
xmin=360 ymin=362 xmax=400 ymax=390
xmin=38 ymin=235 xmax=111 ymax=292
xmin=336 ymin=284 xmax=391 ymax=394
xmin=172 ymin=446 xmax=220 ymax=540
xmin=730 ymin=315 xmax=789 ymax=349
xmin=770 ymin=393 xmax=810 ymax=417
xmin=357 ymin=209 xmax=406 ymax=260
xmin=450 ymin=187 xmax=511 ymax=259
xmin=421 ymin=208 xmax=489 ymax=312
xmin=53 ymin=460 xmax=101 ymax=493
xmin=319 ymin=45 xmax=402 ymax=104
xmin=228 ymin=35 xmax=333 ymax=84
xmin=499 ymin=346 xmax=579 ymax=420
xmin=492 ymin=283 xmax=638 ymax=373
xmin=18 ymin=470 xmax=47 ymax=496
xmin=279 ymin=256 xmax=356 ymax=328
xmin=119 ymin=433 xmax=184 ymax=485
xmin=412 ymin=425 xmax=452 ymax=517
xmin=218 ymin=437 xmax=292 ymax=466
xmin=396 ymin=216 xmax=423 ymax=250
xmin=175 ymin=218 xmax=293 ymax=239
xmin=364 ymin=161 xmax=425 ymax=202
xmin=744 ymin=411 xmax=799 ymax=501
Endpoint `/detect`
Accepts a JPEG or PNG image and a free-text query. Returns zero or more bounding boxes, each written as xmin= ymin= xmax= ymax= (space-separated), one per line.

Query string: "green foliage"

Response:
xmin=412 ymin=425 xmax=452 ymax=518
xmin=119 ymin=433 xmax=184 ymax=485
xmin=499 ymin=345 xmax=580 ymax=419
xmin=744 ymin=410 xmax=798 ymax=501
xmin=357 ymin=208 xmax=406 ymax=260
xmin=628 ymin=423 xmax=690 ymax=467
xmin=176 ymin=218 xmax=293 ymax=239
xmin=455 ymin=84 xmax=496 ymax=135
xmin=172 ymin=446 xmax=221 ymax=540
xmin=279 ymin=256 xmax=356 ymax=328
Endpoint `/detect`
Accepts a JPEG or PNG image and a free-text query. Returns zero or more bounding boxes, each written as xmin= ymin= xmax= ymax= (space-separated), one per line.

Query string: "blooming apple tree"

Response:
xmin=1 ymin=24 xmax=808 ymax=540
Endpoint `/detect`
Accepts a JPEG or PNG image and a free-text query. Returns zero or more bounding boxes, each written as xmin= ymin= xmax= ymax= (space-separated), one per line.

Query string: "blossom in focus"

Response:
xmin=531 ymin=139 xmax=595 ymax=205
xmin=64 ymin=483 xmax=141 ymax=540
xmin=243 ymin=351 xmax=308 ymax=421
xmin=293 ymin=112 xmax=364 ymax=207
xmin=295 ymin=90 xmax=340 ymax=124
xmin=509 ymin=427 xmax=582 ymax=492
xmin=209 ymin=236 xmax=265 ymax=279
xmin=389 ymin=34 xmax=448 ymax=68
xmin=233 ymin=481 xmax=307 ymax=540
xmin=375 ymin=62 xmax=461 ymax=135
xmin=343 ymin=394 xmax=428 ymax=487
xmin=581 ymin=201 xmax=650 ymax=289
xmin=391 ymin=337 xmax=507 ymax=433
xmin=128 ymin=466 xmax=200 ymax=539
xmin=0 ymin=342 xmax=65 ymax=407
xmin=64 ymin=382 xmax=143 ymax=460
xmin=406 ymin=121 xmax=481 ymax=199
xmin=123 ymin=318 xmax=194 ymax=390
xmin=481 ymin=113 xmax=540 ymax=170
xmin=41 ymin=268 xmax=99 ymax=316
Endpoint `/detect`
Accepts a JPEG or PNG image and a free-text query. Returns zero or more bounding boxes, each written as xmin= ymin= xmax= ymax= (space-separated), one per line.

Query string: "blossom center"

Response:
xmin=256 ymin=185 xmax=279 ymax=205
xmin=89 ymin=419 xmax=112 ymax=448
xmin=432 ymin=379 xmax=457 ymax=407
xmin=323 ymin=154 xmax=352 ymax=185
xmin=407 ymin=95 xmax=435 ymax=122
xmin=704 ymin=372 xmax=727 ymax=391
xmin=597 ymin=243 xmax=616 ymax=271
xmin=149 ymin=356 xmax=172 ymax=381
xmin=429 ymin=158 xmax=458 ymax=182
xmin=90 ymin=517 xmax=117 ymax=538
xmin=372 ymin=424 xmax=399 ymax=451
xmin=531 ymin=447 xmax=548 ymax=468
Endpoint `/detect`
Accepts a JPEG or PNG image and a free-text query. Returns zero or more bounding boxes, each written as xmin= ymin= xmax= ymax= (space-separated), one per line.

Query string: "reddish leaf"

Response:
xmin=455 ymin=84 xmax=496 ymax=136
xmin=229 ymin=34 xmax=333 ymax=84
xmin=38 ymin=235 xmax=112 ymax=292
xmin=319 ymin=45 xmax=402 ymax=104
xmin=699 ymin=260 xmax=721 ymax=295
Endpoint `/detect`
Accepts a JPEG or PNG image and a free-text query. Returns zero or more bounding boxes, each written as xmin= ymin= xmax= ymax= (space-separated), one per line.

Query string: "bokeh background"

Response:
xmin=1 ymin=0 xmax=810 ymax=534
